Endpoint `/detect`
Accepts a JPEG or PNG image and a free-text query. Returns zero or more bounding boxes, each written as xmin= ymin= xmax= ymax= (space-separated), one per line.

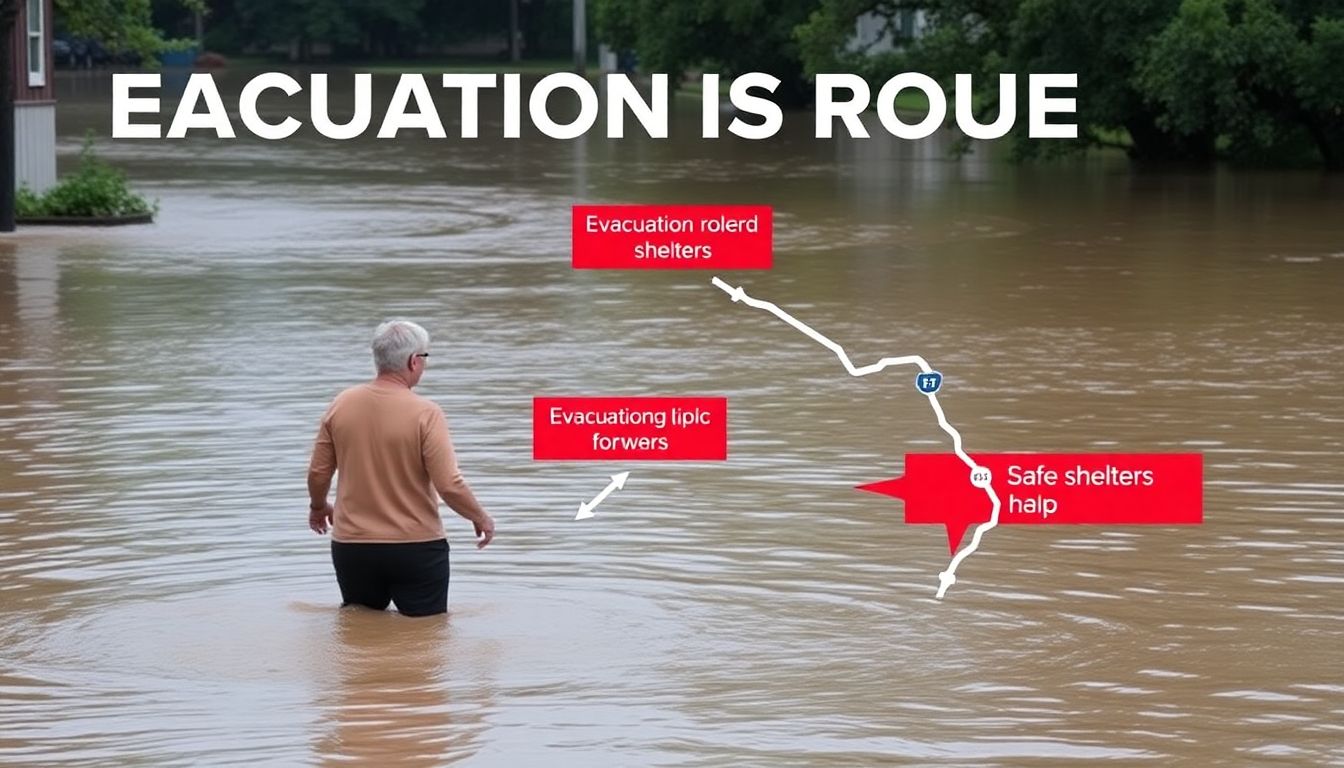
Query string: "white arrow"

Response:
xmin=575 ymin=471 xmax=630 ymax=520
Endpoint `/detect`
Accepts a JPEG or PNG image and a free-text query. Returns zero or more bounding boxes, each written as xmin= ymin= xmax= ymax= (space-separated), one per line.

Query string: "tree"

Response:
xmin=796 ymin=0 xmax=1344 ymax=167
xmin=229 ymin=0 xmax=426 ymax=60
xmin=797 ymin=0 xmax=1195 ymax=160
xmin=56 ymin=0 xmax=169 ymax=61
xmin=167 ymin=0 xmax=581 ymax=62
xmin=595 ymin=0 xmax=821 ymax=106
xmin=1138 ymin=0 xmax=1344 ymax=166
xmin=1293 ymin=16 xmax=1344 ymax=167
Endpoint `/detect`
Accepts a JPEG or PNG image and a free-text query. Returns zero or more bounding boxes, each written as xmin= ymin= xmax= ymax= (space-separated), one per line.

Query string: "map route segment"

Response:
xmin=710 ymin=276 xmax=999 ymax=598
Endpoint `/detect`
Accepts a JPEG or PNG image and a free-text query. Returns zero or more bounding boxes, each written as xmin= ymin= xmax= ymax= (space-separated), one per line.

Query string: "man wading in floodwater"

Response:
xmin=307 ymin=320 xmax=495 ymax=616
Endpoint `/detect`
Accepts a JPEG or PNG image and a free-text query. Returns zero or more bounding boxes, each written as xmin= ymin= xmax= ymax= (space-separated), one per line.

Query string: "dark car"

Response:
xmin=53 ymin=35 xmax=112 ymax=69
xmin=51 ymin=37 xmax=72 ymax=67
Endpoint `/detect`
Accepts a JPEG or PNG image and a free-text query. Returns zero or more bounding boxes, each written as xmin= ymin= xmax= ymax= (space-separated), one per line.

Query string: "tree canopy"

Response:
xmin=595 ymin=0 xmax=821 ymax=105
xmin=173 ymin=0 xmax=574 ymax=61
xmin=589 ymin=0 xmax=1343 ymax=166
xmin=29 ymin=0 xmax=1344 ymax=166
xmin=796 ymin=0 xmax=1344 ymax=166
xmin=57 ymin=0 xmax=205 ymax=60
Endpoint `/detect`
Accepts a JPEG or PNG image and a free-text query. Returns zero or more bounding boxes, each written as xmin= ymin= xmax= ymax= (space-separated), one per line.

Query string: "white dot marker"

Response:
xmin=936 ymin=571 xmax=956 ymax=599
xmin=969 ymin=466 xmax=992 ymax=489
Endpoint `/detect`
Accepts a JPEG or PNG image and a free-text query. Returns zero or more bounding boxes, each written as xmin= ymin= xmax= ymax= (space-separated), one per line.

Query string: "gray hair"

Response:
xmin=371 ymin=319 xmax=429 ymax=374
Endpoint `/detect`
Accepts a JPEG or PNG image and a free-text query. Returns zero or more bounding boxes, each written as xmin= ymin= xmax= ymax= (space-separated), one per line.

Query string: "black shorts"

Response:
xmin=330 ymin=539 xmax=450 ymax=617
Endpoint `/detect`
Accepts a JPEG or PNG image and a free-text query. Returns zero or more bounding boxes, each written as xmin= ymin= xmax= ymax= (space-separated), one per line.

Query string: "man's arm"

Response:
xmin=423 ymin=408 xmax=495 ymax=548
xmin=438 ymin=478 xmax=495 ymax=549
xmin=307 ymin=415 xmax=336 ymax=534
xmin=307 ymin=466 xmax=333 ymax=504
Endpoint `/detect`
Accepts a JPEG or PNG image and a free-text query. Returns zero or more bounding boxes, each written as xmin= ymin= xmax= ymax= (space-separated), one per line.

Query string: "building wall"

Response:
xmin=12 ymin=0 xmax=57 ymax=103
xmin=16 ymin=103 xmax=56 ymax=192
xmin=850 ymin=10 xmax=926 ymax=55
xmin=12 ymin=0 xmax=58 ymax=193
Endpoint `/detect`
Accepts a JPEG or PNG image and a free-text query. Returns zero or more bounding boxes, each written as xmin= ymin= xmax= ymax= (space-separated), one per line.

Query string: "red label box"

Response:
xmin=572 ymin=204 xmax=772 ymax=269
xmin=534 ymin=397 xmax=728 ymax=460
xmin=859 ymin=453 xmax=1204 ymax=553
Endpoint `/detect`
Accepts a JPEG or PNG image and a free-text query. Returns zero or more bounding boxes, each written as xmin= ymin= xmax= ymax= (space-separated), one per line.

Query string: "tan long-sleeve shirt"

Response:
xmin=308 ymin=383 xmax=467 ymax=543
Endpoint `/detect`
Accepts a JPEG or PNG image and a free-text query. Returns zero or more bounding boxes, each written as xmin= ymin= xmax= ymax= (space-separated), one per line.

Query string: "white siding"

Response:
xmin=15 ymin=103 xmax=56 ymax=193
xmin=848 ymin=11 xmax=927 ymax=55
xmin=851 ymin=12 xmax=894 ymax=53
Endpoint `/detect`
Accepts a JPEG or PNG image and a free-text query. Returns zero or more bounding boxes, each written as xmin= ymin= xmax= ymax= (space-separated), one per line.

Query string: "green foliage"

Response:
xmin=517 ymin=0 xmax=576 ymax=58
xmin=53 ymin=0 xmax=1338 ymax=166
xmin=56 ymin=0 xmax=164 ymax=61
xmin=1297 ymin=16 xmax=1344 ymax=114
xmin=1008 ymin=0 xmax=1183 ymax=159
xmin=1137 ymin=0 xmax=1318 ymax=163
xmin=225 ymin=0 xmax=427 ymax=58
xmin=16 ymin=186 xmax=44 ymax=219
xmin=1292 ymin=16 xmax=1344 ymax=166
xmin=1136 ymin=0 xmax=1344 ymax=164
xmin=595 ymin=0 xmax=821 ymax=105
xmin=56 ymin=0 xmax=206 ymax=62
xmin=195 ymin=0 xmax=547 ymax=57
xmin=796 ymin=0 xmax=874 ymax=77
xmin=797 ymin=0 xmax=1344 ymax=166
xmin=19 ymin=137 xmax=157 ymax=219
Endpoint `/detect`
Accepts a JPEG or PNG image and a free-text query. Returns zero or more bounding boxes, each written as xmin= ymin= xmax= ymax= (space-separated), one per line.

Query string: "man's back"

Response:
xmin=311 ymin=382 xmax=448 ymax=543
xmin=307 ymin=319 xmax=492 ymax=616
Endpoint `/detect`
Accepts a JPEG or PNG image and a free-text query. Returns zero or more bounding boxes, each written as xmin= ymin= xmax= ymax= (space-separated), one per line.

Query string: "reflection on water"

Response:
xmin=314 ymin=608 xmax=489 ymax=766
xmin=0 ymin=69 xmax=1342 ymax=765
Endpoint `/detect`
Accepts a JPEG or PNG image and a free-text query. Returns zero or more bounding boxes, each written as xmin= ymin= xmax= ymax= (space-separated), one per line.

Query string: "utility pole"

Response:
xmin=1 ymin=0 xmax=17 ymax=233
xmin=572 ymin=0 xmax=586 ymax=75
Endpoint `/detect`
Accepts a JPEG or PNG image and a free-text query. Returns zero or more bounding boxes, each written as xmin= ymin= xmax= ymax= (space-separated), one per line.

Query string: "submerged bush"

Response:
xmin=16 ymin=185 xmax=43 ymax=218
xmin=20 ymin=136 xmax=156 ymax=219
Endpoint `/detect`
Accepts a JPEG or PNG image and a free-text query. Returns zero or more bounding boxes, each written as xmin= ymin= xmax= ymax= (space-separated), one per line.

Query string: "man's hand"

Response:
xmin=474 ymin=514 xmax=495 ymax=549
xmin=309 ymin=502 xmax=334 ymax=534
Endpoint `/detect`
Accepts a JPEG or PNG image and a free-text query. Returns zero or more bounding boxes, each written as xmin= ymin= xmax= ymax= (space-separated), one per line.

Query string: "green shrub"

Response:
xmin=20 ymin=136 xmax=157 ymax=219
xmin=16 ymin=185 xmax=44 ymax=218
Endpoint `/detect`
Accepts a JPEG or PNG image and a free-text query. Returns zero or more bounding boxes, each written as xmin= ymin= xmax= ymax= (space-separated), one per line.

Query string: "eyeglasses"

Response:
xmin=413 ymin=353 xmax=430 ymax=358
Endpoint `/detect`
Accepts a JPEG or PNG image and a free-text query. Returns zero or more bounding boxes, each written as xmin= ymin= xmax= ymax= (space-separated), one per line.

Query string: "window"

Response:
xmin=27 ymin=0 xmax=45 ymax=88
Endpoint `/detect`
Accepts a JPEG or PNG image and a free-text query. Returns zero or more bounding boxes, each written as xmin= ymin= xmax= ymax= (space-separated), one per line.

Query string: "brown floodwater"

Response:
xmin=1 ymin=69 xmax=1342 ymax=765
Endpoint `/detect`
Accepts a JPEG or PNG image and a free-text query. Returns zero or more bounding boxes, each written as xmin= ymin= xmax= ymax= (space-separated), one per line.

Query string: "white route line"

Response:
xmin=711 ymin=276 xmax=1000 ymax=599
